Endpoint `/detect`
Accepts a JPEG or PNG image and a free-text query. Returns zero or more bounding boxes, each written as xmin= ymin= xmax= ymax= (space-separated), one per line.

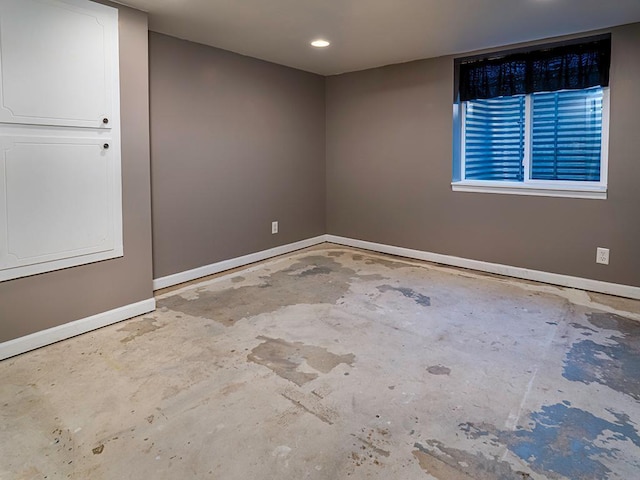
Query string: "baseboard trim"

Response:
xmin=0 ymin=298 xmax=156 ymax=361
xmin=153 ymin=235 xmax=327 ymax=290
xmin=326 ymin=235 xmax=640 ymax=300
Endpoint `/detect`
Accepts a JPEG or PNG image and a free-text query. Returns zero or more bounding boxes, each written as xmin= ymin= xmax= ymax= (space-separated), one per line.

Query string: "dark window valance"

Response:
xmin=458 ymin=37 xmax=611 ymax=102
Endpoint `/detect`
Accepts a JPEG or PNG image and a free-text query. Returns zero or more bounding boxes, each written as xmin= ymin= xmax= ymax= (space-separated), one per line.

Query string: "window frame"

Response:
xmin=453 ymin=87 xmax=609 ymax=199
xmin=452 ymin=33 xmax=611 ymax=201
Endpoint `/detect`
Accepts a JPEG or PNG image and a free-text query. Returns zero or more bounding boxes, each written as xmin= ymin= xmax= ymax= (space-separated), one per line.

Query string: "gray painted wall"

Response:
xmin=0 ymin=3 xmax=153 ymax=342
xmin=149 ymin=33 xmax=326 ymax=279
xmin=326 ymin=23 xmax=640 ymax=287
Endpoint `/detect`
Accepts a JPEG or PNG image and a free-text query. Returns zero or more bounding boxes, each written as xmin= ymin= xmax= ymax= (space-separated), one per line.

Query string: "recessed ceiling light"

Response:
xmin=311 ymin=39 xmax=330 ymax=48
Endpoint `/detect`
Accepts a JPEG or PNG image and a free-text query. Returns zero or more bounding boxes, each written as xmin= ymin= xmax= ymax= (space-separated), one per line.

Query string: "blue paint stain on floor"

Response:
xmin=563 ymin=313 xmax=640 ymax=400
xmin=461 ymin=403 xmax=640 ymax=479
xmin=509 ymin=404 xmax=640 ymax=478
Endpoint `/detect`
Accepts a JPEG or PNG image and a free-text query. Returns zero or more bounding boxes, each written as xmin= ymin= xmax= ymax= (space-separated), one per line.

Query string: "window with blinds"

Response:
xmin=463 ymin=96 xmax=525 ymax=181
xmin=462 ymin=87 xmax=605 ymax=184
xmin=531 ymin=87 xmax=603 ymax=182
xmin=453 ymin=36 xmax=610 ymax=199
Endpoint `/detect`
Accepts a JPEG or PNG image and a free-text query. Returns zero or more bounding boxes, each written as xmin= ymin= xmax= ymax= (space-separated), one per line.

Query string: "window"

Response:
xmin=453 ymin=37 xmax=611 ymax=199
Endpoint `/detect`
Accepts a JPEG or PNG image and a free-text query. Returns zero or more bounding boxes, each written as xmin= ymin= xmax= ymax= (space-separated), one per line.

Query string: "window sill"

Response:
xmin=451 ymin=181 xmax=607 ymax=200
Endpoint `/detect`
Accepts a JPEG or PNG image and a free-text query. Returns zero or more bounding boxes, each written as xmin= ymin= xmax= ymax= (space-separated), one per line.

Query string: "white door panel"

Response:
xmin=0 ymin=136 xmax=117 ymax=271
xmin=0 ymin=0 xmax=117 ymax=128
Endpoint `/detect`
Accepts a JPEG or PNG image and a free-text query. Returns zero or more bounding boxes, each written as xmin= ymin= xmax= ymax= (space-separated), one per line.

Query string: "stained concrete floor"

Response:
xmin=1 ymin=245 xmax=640 ymax=479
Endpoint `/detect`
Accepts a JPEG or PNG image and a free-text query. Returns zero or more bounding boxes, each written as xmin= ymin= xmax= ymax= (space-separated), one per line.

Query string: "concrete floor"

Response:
xmin=1 ymin=245 xmax=640 ymax=479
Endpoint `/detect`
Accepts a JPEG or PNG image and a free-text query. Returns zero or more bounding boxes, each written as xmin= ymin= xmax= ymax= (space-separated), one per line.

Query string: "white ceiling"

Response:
xmin=114 ymin=0 xmax=640 ymax=75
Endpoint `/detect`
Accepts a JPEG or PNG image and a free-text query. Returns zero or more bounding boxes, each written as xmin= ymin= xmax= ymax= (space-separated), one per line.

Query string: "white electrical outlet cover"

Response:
xmin=596 ymin=247 xmax=609 ymax=265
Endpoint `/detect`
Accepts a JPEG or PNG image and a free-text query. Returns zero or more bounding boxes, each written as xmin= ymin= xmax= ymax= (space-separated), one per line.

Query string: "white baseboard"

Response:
xmin=0 ymin=298 xmax=156 ymax=361
xmin=154 ymin=233 xmax=640 ymax=299
xmin=153 ymin=235 xmax=327 ymax=290
xmin=326 ymin=235 xmax=640 ymax=300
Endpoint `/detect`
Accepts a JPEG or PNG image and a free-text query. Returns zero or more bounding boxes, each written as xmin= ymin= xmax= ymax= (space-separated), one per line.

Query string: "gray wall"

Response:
xmin=0 ymin=3 xmax=154 ymax=342
xmin=149 ymin=33 xmax=326 ymax=279
xmin=326 ymin=23 xmax=640 ymax=287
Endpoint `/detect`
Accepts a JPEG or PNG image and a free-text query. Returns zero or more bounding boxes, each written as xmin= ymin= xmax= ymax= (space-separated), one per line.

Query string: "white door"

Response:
xmin=0 ymin=0 xmax=121 ymax=282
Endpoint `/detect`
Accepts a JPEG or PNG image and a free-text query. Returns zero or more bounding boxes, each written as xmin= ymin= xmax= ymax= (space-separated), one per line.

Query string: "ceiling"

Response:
xmin=113 ymin=0 xmax=640 ymax=76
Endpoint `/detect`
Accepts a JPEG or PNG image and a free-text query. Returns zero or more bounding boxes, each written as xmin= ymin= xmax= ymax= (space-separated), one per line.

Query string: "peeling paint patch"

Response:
xmin=248 ymin=336 xmax=355 ymax=386
xmin=587 ymin=312 xmax=640 ymax=333
xmin=117 ymin=318 xmax=163 ymax=343
xmin=297 ymin=266 xmax=332 ymax=276
xmin=377 ymin=285 xmax=430 ymax=307
xmin=427 ymin=365 xmax=451 ymax=376
xmin=412 ymin=440 xmax=531 ymax=479
xmin=158 ymin=255 xmax=355 ymax=325
xmin=461 ymin=403 xmax=640 ymax=479
xmin=563 ymin=313 xmax=640 ymax=400
xmin=569 ymin=322 xmax=597 ymax=333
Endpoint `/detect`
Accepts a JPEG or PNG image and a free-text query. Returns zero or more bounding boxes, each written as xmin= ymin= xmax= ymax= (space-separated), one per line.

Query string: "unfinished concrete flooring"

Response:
xmin=1 ymin=246 xmax=640 ymax=479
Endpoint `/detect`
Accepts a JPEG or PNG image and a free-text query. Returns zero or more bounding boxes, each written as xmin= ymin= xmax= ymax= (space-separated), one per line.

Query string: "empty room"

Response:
xmin=1 ymin=0 xmax=640 ymax=478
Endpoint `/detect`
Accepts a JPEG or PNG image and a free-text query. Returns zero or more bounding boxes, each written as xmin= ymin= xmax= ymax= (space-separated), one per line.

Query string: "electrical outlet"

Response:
xmin=596 ymin=247 xmax=609 ymax=265
xmin=271 ymin=221 xmax=278 ymax=234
